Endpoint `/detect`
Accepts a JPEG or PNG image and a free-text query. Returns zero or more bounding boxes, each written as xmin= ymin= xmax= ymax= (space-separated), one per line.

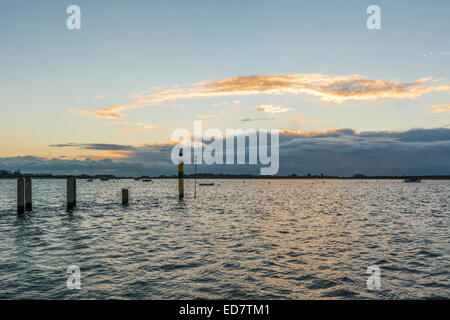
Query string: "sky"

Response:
xmin=0 ymin=0 xmax=449 ymax=176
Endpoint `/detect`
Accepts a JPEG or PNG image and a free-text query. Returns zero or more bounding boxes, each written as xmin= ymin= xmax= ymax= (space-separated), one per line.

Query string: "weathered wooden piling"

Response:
xmin=122 ymin=188 xmax=129 ymax=205
xmin=17 ymin=177 xmax=25 ymax=214
xmin=25 ymin=177 xmax=32 ymax=211
xmin=178 ymin=162 xmax=184 ymax=199
xmin=67 ymin=176 xmax=76 ymax=210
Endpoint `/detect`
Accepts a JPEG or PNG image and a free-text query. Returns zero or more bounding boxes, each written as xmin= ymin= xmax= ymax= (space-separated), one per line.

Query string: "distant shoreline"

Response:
xmin=1 ymin=172 xmax=450 ymax=180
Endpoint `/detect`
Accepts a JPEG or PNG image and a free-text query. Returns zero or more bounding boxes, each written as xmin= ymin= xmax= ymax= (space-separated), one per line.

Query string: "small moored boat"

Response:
xmin=403 ymin=178 xmax=421 ymax=183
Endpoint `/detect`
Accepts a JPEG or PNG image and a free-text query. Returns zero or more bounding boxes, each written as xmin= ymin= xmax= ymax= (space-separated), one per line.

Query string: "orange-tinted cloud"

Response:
xmin=98 ymin=150 xmax=134 ymax=159
xmin=69 ymin=105 xmax=130 ymax=119
xmin=126 ymin=122 xmax=157 ymax=130
xmin=425 ymin=103 xmax=450 ymax=114
xmin=280 ymin=128 xmax=348 ymax=137
xmin=255 ymin=104 xmax=294 ymax=113
xmin=98 ymin=120 xmax=158 ymax=133
xmin=146 ymin=74 xmax=450 ymax=104
xmin=71 ymin=73 xmax=450 ymax=120
xmin=136 ymin=142 xmax=178 ymax=148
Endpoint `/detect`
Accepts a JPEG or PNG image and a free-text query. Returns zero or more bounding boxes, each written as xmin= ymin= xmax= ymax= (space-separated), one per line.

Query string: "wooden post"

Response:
xmin=67 ymin=176 xmax=76 ymax=210
xmin=122 ymin=188 xmax=129 ymax=205
xmin=25 ymin=177 xmax=32 ymax=211
xmin=178 ymin=162 xmax=184 ymax=199
xmin=17 ymin=177 xmax=25 ymax=214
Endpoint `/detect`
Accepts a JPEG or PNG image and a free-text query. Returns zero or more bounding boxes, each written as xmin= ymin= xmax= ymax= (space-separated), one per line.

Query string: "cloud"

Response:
xmin=278 ymin=128 xmax=450 ymax=175
xmin=136 ymin=142 xmax=177 ymax=148
xmin=425 ymin=103 xmax=450 ymax=114
xmin=71 ymin=73 xmax=450 ymax=119
xmin=94 ymin=95 xmax=104 ymax=99
xmin=0 ymin=156 xmax=172 ymax=176
xmin=103 ymin=121 xmax=158 ymax=133
xmin=146 ymin=74 xmax=450 ymax=104
xmin=255 ymin=104 xmax=294 ymax=113
xmin=280 ymin=128 xmax=349 ymax=137
xmin=49 ymin=143 xmax=136 ymax=151
xmin=4 ymin=128 xmax=446 ymax=176
xmin=241 ymin=117 xmax=278 ymax=122
xmin=121 ymin=121 xmax=157 ymax=133
xmin=120 ymin=129 xmax=139 ymax=133
xmin=69 ymin=105 xmax=131 ymax=119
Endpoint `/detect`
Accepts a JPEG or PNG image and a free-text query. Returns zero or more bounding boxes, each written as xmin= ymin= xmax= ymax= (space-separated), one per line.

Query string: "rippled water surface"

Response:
xmin=0 ymin=179 xmax=448 ymax=299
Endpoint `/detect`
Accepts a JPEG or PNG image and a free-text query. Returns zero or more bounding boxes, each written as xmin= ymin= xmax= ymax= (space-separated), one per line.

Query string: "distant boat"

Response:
xmin=403 ymin=178 xmax=421 ymax=183
xmin=87 ymin=178 xmax=93 ymax=182
xmin=199 ymin=183 xmax=214 ymax=186
xmin=142 ymin=179 xmax=152 ymax=182
xmin=134 ymin=178 xmax=140 ymax=181
xmin=100 ymin=178 xmax=109 ymax=181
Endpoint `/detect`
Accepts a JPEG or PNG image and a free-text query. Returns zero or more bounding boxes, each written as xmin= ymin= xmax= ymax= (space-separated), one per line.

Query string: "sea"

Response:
xmin=0 ymin=179 xmax=448 ymax=299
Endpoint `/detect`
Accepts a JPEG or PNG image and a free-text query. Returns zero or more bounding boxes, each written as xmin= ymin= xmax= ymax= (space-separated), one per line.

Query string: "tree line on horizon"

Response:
xmin=1 ymin=169 xmax=449 ymax=180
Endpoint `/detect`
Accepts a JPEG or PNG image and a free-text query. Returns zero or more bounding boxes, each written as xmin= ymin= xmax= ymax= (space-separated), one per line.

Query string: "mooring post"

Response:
xmin=25 ymin=177 xmax=32 ymax=211
xmin=67 ymin=176 xmax=76 ymax=210
xmin=178 ymin=161 xmax=184 ymax=199
xmin=17 ymin=177 xmax=25 ymax=214
xmin=122 ymin=188 xmax=129 ymax=205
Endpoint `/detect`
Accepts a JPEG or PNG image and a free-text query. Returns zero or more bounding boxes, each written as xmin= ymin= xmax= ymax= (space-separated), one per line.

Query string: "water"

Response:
xmin=0 ymin=179 xmax=448 ymax=299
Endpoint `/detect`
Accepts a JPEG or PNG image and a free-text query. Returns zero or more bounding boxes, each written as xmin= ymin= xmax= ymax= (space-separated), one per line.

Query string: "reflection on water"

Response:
xmin=0 ymin=179 xmax=448 ymax=299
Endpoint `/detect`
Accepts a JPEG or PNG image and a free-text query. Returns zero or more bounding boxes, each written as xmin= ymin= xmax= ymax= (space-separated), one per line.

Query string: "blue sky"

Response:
xmin=0 ymin=1 xmax=449 ymax=175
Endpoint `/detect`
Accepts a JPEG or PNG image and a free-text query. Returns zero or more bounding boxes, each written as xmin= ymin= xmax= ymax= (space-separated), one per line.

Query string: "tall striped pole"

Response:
xmin=178 ymin=161 xmax=184 ymax=199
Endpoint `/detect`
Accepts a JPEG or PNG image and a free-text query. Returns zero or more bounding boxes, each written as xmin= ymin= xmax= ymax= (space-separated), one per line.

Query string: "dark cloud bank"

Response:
xmin=1 ymin=128 xmax=449 ymax=177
